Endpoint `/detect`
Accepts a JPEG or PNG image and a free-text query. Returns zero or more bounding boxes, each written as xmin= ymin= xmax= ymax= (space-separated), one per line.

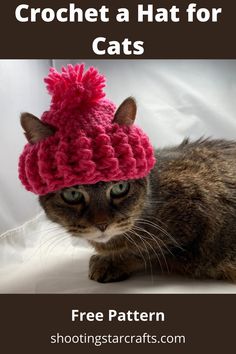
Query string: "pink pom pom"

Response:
xmin=44 ymin=64 xmax=106 ymax=110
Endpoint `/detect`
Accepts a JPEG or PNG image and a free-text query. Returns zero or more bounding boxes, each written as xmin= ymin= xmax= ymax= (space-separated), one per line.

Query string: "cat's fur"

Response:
xmin=21 ymin=98 xmax=236 ymax=283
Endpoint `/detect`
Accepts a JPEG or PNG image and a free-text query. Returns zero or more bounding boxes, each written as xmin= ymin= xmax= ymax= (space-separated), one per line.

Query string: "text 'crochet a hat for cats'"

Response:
xmin=18 ymin=64 xmax=156 ymax=195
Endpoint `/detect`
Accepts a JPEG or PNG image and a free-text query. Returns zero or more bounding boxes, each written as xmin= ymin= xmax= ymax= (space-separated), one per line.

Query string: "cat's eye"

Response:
xmin=61 ymin=189 xmax=84 ymax=204
xmin=110 ymin=182 xmax=130 ymax=198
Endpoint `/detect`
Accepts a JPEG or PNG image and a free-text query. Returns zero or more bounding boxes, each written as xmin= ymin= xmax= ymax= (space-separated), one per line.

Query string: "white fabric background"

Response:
xmin=0 ymin=60 xmax=51 ymax=234
xmin=0 ymin=59 xmax=236 ymax=293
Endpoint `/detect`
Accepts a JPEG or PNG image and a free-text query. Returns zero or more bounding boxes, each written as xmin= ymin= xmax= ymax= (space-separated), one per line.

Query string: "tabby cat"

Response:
xmin=21 ymin=98 xmax=236 ymax=283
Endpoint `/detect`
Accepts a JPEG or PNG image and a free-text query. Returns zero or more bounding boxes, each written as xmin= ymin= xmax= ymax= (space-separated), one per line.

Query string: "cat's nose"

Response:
xmin=96 ymin=223 xmax=108 ymax=232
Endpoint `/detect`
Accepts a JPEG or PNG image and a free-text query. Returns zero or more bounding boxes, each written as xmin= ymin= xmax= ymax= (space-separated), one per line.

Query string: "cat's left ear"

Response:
xmin=113 ymin=97 xmax=137 ymax=126
xmin=20 ymin=112 xmax=55 ymax=144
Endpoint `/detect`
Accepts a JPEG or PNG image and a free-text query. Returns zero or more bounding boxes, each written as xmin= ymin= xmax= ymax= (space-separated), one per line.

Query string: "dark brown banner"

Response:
xmin=0 ymin=0 xmax=235 ymax=58
xmin=0 ymin=294 xmax=235 ymax=353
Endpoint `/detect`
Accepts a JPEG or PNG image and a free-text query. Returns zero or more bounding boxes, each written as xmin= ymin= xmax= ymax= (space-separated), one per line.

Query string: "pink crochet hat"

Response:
xmin=18 ymin=64 xmax=156 ymax=195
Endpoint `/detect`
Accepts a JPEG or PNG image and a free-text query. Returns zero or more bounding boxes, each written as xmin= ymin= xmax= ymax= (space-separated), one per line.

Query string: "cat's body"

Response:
xmin=20 ymin=97 xmax=236 ymax=283
xmin=40 ymin=138 xmax=236 ymax=283
xmin=86 ymin=138 xmax=236 ymax=282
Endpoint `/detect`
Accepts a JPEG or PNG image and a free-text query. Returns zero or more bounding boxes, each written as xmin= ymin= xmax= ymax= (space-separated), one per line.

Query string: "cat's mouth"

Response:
xmin=80 ymin=226 xmax=130 ymax=244
xmin=88 ymin=233 xmax=114 ymax=243
xmin=69 ymin=222 xmax=134 ymax=243
xmin=86 ymin=229 xmax=122 ymax=243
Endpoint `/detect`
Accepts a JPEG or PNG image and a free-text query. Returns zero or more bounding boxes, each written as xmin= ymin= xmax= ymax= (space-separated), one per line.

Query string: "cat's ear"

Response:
xmin=20 ymin=112 xmax=55 ymax=144
xmin=113 ymin=97 xmax=137 ymax=126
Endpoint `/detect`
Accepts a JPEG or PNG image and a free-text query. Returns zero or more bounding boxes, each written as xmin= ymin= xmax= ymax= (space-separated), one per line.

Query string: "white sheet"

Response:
xmin=0 ymin=213 xmax=236 ymax=293
xmin=1 ymin=59 xmax=236 ymax=293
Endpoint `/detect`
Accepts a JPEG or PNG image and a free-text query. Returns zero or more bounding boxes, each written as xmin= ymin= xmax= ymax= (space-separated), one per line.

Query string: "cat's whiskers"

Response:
xmin=38 ymin=231 xmax=69 ymax=255
xmin=45 ymin=233 xmax=71 ymax=255
xmin=113 ymin=207 xmax=180 ymax=251
xmin=45 ymin=235 xmax=71 ymax=253
xmin=123 ymin=232 xmax=147 ymax=271
xmin=138 ymin=217 xmax=173 ymax=240
xmin=147 ymin=214 xmax=181 ymax=246
xmin=132 ymin=225 xmax=170 ymax=273
xmin=26 ymin=224 xmax=65 ymax=239
xmin=116 ymin=208 xmax=182 ymax=254
xmin=135 ymin=220 xmax=175 ymax=257
xmin=127 ymin=229 xmax=156 ymax=281
xmin=129 ymin=227 xmax=165 ymax=274
xmin=26 ymin=231 xmax=69 ymax=261
xmin=112 ymin=208 xmax=174 ymax=266
xmin=136 ymin=217 xmax=183 ymax=250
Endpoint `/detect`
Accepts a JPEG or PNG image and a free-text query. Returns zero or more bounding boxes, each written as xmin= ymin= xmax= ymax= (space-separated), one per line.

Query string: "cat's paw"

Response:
xmin=89 ymin=255 xmax=130 ymax=283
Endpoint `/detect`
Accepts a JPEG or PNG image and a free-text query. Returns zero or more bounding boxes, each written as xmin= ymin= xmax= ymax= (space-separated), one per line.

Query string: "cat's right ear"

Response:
xmin=20 ymin=113 xmax=55 ymax=144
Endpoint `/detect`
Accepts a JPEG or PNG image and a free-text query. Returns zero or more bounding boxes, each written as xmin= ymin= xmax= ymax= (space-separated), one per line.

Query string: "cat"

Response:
xmin=21 ymin=97 xmax=236 ymax=283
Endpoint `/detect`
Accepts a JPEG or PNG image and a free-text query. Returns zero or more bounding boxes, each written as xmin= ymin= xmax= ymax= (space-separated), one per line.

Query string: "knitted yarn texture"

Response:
xmin=19 ymin=64 xmax=156 ymax=195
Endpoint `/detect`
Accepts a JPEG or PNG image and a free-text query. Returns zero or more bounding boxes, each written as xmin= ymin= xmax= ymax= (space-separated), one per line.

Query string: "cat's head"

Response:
xmin=38 ymin=178 xmax=148 ymax=243
xmin=21 ymin=97 xmax=150 ymax=244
